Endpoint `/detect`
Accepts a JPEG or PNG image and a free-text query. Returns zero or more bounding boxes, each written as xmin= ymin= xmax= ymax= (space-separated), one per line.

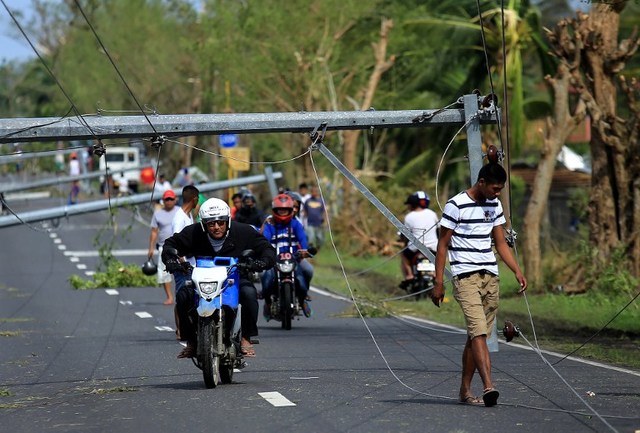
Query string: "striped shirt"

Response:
xmin=440 ymin=191 xmax=505 ymax=277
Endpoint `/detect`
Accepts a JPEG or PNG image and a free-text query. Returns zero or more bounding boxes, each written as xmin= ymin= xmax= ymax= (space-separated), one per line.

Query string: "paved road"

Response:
xmin=1 ymin=197 xmax=639 ymax=433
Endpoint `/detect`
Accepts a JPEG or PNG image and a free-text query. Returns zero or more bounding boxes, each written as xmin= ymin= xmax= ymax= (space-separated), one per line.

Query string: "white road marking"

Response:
xmin=53 ymin=238 xmax=62 ymax=244
xmin=105 ymin=289 xmax=119 ymax=296
xmin=258 ymin=392 xmax=296 ymax=407
xmin=57 ymin=245 xmax=67 ymax=250
xmin=49 ymin=233 xmax=57 ymax=239
xmin=69 ymin=257 xmax=79 ymax=263
xmin=155 ymin=326 xmax=174 ymax=332
xmin=64 ymin=249 xmax=148 ymax=257
xmin=290 ymin=376 xmax=319 ymax=380
xmin=84 ymin=271 xmax=95 ymax=276
xmin=120 ymin=300 xmax=132 ymax=305
xmin=76 ymin=264 xmax=87 ymax=270
xmin=135 ymin=312 xmax=153 ymax=318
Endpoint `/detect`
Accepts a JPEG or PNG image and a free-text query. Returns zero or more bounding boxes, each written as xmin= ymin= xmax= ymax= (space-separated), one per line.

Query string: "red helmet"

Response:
xmin=271 ymin=194 xmax=294 ymax=224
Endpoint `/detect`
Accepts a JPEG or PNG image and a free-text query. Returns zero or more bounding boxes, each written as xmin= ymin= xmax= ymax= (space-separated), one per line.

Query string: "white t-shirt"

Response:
xmin=404 ymin=208 xmax=439 ymax=252
xmin=69 ymin=159 xmax=81 ymax=176
xmin=172 ymin=208 xmax=196 ymax=266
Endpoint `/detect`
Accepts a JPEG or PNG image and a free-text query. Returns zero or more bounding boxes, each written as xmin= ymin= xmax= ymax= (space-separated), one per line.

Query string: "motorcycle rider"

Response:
xmin=400 ymin=191 xmax=439 ymax=288
xmin=261 ymin=193 xmax=313 ymax=320
xmin=162 ymin=198 xmax=276 ymax=359
xmin=285 ymin=190 xmax=315 ymax=295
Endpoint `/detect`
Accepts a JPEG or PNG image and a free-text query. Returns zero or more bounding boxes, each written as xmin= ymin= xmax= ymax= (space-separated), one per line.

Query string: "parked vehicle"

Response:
xmin=98 ymin=146 xmax=141 ymax=193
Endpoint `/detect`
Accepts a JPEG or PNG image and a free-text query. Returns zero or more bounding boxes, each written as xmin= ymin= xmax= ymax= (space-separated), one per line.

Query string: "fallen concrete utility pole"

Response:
xmin=0 ymin=105 xmax=496 ymax=144
xmin=0 ymin=166 xmax=146 ymax=194
xmin=0 ymin=171 xmax=281 ymax=228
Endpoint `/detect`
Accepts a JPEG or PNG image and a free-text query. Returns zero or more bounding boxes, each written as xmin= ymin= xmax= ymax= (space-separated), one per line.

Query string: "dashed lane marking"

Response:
xmin=76 ymin=264 xmax=87 ymax=270
xmin=135 ymin=312 xmax=152 ymax=318
xmin=155 ymin=326 xmax=174 ymax=332
xmin=258 ymin=392 xmax=296 ymax=407
xmin=85 ymin=271 xmax=95 ymax=276
xmin=53 ymin=238 xmax=62 ymax=244
xmin=119 ymin=300 xmax=132 ymax=305
xmin=57 ymin=245 xmax=67 ymax=250
xmin=105 ymin=289 xmax=119 ymax=296
xmin=69 ymin=257 xmax=79 ymax=263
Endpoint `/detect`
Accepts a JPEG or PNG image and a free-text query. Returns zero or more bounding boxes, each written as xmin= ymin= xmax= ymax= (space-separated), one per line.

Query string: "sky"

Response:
xmin=0 ymin=0 xmax=38 ymax=63
xmin=1 ymin=0 xmax=592 ymax=64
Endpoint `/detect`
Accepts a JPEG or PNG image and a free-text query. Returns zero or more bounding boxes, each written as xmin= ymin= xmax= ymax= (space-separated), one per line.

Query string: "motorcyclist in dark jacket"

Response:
xmin=162 ymin=198 xmax=276 ymax=359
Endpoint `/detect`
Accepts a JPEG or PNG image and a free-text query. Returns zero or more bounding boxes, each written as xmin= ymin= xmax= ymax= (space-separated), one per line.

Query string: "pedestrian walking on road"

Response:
xmin=431 ymin=162 xmax=527 ymax=407
xmin=147 ymin=189 xmax=179 ymax=305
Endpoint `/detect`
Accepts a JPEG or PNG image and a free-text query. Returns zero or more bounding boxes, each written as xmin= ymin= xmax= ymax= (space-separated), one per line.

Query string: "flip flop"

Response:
xmin=177 ymin=344 xmax=196 ymax=359
xmin=241 ymin=344 xmax=256 ymax=358
xmin=482 ymin=388 xmax=500 ymax=407
xmin=458 ymin=396 xmax=483 ymax=406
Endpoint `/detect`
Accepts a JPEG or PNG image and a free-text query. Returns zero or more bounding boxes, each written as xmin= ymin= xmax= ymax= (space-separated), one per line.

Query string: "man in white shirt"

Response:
xmin=400 ymin=191 xmax=439 ymax=283
xmin=171 ymin=185 xmax=201 ymax=291
xmin=147 ymin=189 xmax=179 ymax=305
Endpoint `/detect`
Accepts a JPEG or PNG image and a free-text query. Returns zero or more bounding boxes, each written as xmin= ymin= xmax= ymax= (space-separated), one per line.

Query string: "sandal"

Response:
xmin=241 ymin=343 xmax=256 ymax=358
xmin=482 ymin=388 xmax=500 ymax=407
xmin=177 ymin=342 xmax=196 ymax=359
xmin=458 ymin=395 xmax=483 ymax=406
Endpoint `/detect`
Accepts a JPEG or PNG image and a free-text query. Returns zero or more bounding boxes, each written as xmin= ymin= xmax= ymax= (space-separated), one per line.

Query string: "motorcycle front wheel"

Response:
xmin=199 ymin=315 xmax=220 ymax=388
xmin=280 ymin=282 xmax=293 ymax=330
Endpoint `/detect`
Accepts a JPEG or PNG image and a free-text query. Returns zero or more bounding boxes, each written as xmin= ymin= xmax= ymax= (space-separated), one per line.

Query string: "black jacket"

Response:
xmin=234 ymin=207 xmax=266 ymax=227
xmin=161 ymin=221 xmax=276 ymax=269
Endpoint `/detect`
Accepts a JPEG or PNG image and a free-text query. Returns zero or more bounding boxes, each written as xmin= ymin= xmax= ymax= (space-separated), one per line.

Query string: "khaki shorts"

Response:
xmin=156 ymin=247 xmax=173 ymax=285
xmin=452 ymin=272 xmax=499 ymax=339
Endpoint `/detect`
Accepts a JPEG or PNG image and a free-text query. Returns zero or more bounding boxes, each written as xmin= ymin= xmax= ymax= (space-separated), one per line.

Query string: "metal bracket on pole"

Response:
xmin=313 ymin=136 xmax=452 ymax=280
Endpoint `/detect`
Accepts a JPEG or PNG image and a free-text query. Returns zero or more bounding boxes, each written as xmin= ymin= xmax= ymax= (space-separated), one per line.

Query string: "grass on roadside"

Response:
xmin=310 ymin=247 xmax=640 ymax=370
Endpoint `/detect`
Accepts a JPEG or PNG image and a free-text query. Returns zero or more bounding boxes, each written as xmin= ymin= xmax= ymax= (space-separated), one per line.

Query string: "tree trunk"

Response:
xmin=342 ymin=18 xmax=395 ymax=207
xmin=522 ymin=59 xmax=586 ymax=290
xmin=545 ymin=4 xmax=640 ymax=281
xmin=576 ymin=5 xmax=639 ymax=273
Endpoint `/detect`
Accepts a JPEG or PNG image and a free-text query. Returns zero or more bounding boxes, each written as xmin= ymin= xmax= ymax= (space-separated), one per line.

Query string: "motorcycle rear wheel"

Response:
xmin=280 ymin=282 xmax=293 ymax=330
xmin=199 ymin=316 xmax=220 ymax=388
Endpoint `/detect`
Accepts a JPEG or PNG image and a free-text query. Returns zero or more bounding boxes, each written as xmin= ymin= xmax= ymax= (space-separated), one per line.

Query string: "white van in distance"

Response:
xmin=98 ymin=146 xmax=141 ymax=193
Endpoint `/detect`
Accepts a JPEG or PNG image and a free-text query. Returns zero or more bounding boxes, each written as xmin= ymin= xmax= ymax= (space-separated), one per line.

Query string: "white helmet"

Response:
xmin=199 ymin=198 xmax=231 ymax=233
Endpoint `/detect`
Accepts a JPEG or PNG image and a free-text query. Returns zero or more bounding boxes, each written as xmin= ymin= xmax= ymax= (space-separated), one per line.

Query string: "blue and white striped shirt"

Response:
xmin=440 ymin=191 xmax=505 ymax=277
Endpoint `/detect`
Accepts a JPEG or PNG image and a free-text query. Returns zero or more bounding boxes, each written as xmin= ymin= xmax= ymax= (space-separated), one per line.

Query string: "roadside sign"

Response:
xmin=221 ymin=147 xmax=250 ymax=171
xmin=219 ymin=134 xmax=239 ymax=148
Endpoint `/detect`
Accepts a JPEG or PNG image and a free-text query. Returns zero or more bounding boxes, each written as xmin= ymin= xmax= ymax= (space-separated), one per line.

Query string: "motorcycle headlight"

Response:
xmin=199 ymin=281 xmax=218 ymax=296
xmin=277 ymin=260 xmax=295 ymax=273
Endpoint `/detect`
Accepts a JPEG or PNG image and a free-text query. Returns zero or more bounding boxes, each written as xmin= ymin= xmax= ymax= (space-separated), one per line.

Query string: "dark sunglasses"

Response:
xmin=205 ymin=219 xmax=228 ymax=227
xmin=164 ymin=197 xmax=175 ymax=201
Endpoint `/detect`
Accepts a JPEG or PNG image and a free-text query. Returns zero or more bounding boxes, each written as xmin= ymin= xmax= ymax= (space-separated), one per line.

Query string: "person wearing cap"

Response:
xmin=148 ymin=189 xmax=179 ymax=305
xmin=400 ymin=191 xmax=440 ymax=285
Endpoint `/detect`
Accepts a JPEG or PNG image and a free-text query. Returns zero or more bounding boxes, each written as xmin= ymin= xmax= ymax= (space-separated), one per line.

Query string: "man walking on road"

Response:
xmin=431 ymin=162 xmax=527 ymax=407
xmin=147 ymin=189 xmax=179 ymax=305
